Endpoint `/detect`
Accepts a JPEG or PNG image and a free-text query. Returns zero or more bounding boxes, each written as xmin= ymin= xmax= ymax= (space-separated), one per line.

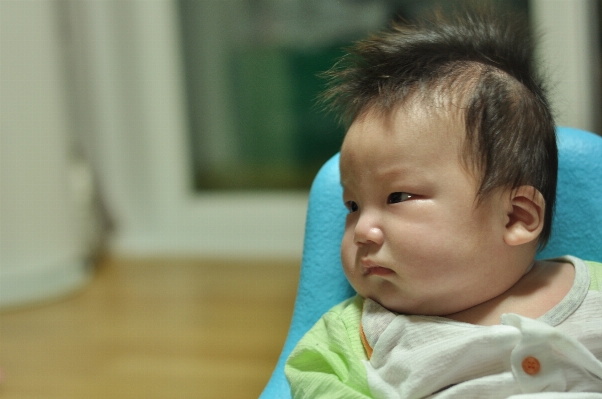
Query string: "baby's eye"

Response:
xmin=388 ymin=192 xmax=413 ymax=204
xmin=345 ymin=200 xmax=359 ymax=213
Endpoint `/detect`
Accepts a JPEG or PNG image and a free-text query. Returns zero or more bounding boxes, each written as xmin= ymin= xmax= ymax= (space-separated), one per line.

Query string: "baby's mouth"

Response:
xmin=360 ymin=258 xmax=395 ymax=276
xmin=365 ymin=266 xmax=395 ymax=276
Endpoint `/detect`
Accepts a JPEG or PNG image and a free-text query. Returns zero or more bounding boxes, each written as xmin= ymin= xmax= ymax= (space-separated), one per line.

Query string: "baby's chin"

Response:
xmin=373 ymin=296 xmax=469 ymax=317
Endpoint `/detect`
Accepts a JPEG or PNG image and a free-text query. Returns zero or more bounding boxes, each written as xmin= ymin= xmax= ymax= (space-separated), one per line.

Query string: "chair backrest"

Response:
xmin=259 ymin=126 xmax=602 ymax=399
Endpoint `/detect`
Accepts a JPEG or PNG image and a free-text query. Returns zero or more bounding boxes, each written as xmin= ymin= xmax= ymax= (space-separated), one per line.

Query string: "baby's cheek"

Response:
xmin=340 ymin=239 xmax=355 ymax=272
xmin=389 ymin=225 xmax=436 ymax=252
xmin=340 ymin=246 xmax=364 ymax=294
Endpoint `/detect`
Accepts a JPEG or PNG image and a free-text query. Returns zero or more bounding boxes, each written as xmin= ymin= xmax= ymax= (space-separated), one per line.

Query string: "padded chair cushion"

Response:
xmin=538 ymin=127 xmax=602 ymax=260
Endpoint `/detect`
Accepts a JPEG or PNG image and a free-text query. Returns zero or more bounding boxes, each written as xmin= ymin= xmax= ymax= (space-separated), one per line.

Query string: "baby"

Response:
xmin=285 ymin=8 xmax=602 ymax=399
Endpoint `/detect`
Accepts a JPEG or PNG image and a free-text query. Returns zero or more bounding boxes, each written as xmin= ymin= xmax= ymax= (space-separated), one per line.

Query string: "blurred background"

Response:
xmin=1 ymin=0 xmax=600 ymax=398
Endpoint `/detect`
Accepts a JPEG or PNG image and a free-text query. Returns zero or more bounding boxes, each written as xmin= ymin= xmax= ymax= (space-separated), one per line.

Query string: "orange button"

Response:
xmin=522 ymin=356 xmax=541 ymax=375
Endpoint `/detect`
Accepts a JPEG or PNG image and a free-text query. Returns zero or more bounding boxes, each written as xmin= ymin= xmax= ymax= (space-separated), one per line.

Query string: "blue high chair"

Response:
xmin=259 ymin=127 xmax=602 ymax=399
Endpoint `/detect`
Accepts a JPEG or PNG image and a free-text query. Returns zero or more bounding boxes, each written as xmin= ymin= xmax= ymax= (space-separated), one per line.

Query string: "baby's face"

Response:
xmin=340 ymin=104 xmax=524 ymax=316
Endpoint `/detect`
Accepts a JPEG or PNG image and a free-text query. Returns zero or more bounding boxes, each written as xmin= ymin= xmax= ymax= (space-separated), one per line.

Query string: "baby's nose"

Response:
xmin=354 ymin=215 xmax=384 ymax=246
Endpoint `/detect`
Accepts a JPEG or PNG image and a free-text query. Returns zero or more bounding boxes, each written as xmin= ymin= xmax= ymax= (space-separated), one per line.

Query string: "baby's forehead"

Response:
xmin=341 ymin=99 xmax=478 ymax=179
xmin=349 ymin=97 xmax=470 ymax=145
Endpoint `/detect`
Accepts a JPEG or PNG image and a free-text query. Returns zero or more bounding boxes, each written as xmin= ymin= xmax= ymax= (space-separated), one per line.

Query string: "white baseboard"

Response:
xmin=107 ymin=229 xmax=304 ymax=260
xmin=0 ymin=259 xmax=94 ymax=309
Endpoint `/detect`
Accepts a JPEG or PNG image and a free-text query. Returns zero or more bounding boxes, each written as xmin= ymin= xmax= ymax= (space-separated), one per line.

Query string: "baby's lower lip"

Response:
xmin=365 ymin=266 xmax=395 ymax=276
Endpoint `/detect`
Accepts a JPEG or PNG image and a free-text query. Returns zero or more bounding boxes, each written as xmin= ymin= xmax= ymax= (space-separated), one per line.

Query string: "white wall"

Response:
xmin=532 ymin=0 xmax=601 ymax=133
xmin=0 ymin=0 xmax=93 ymax=307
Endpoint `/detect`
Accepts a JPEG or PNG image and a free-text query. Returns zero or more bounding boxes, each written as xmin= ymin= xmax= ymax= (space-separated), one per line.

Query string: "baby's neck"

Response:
xmin=445 ymin=260 xmax=575 ymax=326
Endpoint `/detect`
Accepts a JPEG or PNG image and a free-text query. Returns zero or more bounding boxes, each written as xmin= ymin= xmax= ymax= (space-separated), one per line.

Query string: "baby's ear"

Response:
xmin=503 ymin=186 xmax=545 ymax=247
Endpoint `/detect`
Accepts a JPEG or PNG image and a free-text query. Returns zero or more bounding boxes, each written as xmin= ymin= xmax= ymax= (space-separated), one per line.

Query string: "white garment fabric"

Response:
xmin=361 ymin=256 xmax=602 ymax=399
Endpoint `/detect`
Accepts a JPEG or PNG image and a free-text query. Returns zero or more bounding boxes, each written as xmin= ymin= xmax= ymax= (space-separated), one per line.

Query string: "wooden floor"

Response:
xmin=0 ymin=257 xmax=300 ymax=399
